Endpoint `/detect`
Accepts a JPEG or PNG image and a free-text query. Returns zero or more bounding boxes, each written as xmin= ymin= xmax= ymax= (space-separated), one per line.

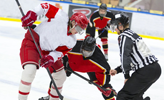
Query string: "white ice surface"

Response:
xmin=0 ymin=20 xmax=164 ymax=100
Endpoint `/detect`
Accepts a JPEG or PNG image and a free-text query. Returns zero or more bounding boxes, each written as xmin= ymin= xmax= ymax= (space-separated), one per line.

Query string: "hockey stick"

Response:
xmin=95 ymin=29 xmax=105 ymax=39
xmin=15 ymin=0 xmax=63 ymax=100
xmin=66 ymin=69 xmax=117 ymax=96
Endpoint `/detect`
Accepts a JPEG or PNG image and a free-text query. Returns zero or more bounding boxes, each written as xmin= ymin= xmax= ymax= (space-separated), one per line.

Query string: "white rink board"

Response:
xmin=0 ymin=0 xmax=164 ymax=38
xmin=131 ymin=12 xmax=164 ymax=38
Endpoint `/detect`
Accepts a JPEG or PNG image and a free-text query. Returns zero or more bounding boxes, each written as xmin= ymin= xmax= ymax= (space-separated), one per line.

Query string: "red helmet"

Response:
xmin=70 ymin=12 xmax=89 ymax=29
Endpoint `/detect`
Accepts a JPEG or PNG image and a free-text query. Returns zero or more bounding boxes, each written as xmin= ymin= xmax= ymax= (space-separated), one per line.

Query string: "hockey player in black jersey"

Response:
xmin=39 ymin=36 xmax=116 ymax=100
xmin=109 ymin=12 xmax=161 ymax=100
xmin=86 ymin=3 xmax=115 ymax=60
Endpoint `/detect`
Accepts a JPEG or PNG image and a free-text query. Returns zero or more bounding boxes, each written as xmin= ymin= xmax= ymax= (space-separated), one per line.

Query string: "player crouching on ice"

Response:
xmin=39 ymin=36 xmax=117 ymax=100
xmin=109 ymin=12 xmax=161 ymax=100
xmin=18 ymin=2 xmax=88 ymax=100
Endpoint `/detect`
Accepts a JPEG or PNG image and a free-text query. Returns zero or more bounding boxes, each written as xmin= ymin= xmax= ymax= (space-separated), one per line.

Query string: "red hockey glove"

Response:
xmin=99 ymin=88 xmax=112 ymax=97
xmin=21 ymin=10 xmax=37 ymax=27
xmin=99 ymin=87 xmax=117 ymax=97
xmin=40 ymin=55 xmax=54 ymax=68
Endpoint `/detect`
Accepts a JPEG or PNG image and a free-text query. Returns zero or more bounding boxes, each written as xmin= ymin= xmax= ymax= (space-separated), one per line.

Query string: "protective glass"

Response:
xmin=75 ymin=25 xmax=84 ymax=35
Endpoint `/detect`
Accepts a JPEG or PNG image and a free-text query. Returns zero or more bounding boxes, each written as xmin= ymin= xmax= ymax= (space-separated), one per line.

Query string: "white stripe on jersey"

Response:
xmin=119 ymin=28 xmax=158 ymax=73
xmin=121 ymin=36 xmax=126 ymax=74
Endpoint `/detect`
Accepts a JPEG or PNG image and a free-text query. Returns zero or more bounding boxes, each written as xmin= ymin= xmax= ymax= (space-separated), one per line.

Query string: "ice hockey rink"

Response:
xmin=0 ymin=20 xmax=164 ymax=100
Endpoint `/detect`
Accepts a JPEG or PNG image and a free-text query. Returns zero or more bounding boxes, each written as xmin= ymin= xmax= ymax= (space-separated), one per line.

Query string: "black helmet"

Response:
xmin=110 ymin=12 xmax=129 ymax=32
xmin=81 ymin=36 xmax=96 ymax=57
xmin=99 ymin=3 xmax=107 ymax=17
xmin=99 ymin=3 xmax=107 ymax=10
xmin=111 ymin=12 xmax=129 ymax=26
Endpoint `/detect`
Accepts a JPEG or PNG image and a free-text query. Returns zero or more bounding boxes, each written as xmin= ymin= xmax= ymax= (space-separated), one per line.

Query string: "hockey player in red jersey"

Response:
xmin=39 ymin=36 xmax=116 ymax=100
xmin=18 ymin=2 xmax=88 ymax=100
xmin=86 ymin=3 xmax=115 ymax=60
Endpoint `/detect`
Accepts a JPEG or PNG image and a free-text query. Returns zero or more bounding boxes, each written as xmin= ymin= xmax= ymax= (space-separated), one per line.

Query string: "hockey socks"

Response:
xmin=18 ymin=64 xmax=37 ymax=100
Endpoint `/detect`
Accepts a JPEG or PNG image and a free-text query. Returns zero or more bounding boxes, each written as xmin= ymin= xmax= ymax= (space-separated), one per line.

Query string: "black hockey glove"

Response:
xmin=62 ymin=55 xmax=72 ymax=77
xmin=65 ymin=62 xmax=73 ymax=77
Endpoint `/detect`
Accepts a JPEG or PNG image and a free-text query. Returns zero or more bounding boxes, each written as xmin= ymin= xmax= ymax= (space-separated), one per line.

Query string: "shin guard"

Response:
xmin=18 ymin=64 xmax=37 ymax=100
xmin=49 ymin=69 xmax=66 ymax=100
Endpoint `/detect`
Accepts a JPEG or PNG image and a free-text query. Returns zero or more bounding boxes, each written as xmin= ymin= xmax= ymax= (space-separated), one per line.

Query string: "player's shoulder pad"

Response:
xmin=93 ymin=9 xmax=99 ymax=13
xmin=107 ymin=10 xmax=111 ymax=12
xmin=90 ymin=10 xmax=99 ymax=20
xmin=106 ymin=10 xmax=113 ymax=15
xmin=106 ymin=11 xmax=114 ymax=18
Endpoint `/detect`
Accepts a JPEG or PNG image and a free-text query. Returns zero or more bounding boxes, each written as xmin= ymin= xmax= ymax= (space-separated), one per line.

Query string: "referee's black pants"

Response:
xmin=117 ymin=62 xmax=161 ymax=100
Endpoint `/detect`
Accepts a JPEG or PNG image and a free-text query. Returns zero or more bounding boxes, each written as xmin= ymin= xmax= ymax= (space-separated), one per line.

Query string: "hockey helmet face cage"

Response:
xmin=82 ymin=50 xmax=94 ymax=58
xmin=99 ymin=3 xmax=107 ymax=17
xmin=70 ymin=12 xmax=89 ymax=34
xmin=81 ymin=36 xmax=96 ymax=58
xmin=110 ymin=12 xmax=129 ymax=32
xmin=75 ymin=24 xmax=84 ymax=35
xmin=110 ymin=19 xmax=119 ymax=32
xmin=71 ymin=24 xmax=84 ymax=35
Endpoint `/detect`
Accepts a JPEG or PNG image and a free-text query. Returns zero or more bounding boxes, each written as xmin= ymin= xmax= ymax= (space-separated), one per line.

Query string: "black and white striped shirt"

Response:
xmin=118 ymin=28 xmax=158 ymax=78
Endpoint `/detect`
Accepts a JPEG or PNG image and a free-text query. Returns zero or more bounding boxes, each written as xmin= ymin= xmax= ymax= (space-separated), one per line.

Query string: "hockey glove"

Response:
xmin=99 ymin=88 xmax=112 ymax=97
xmin=62 ymin=55 xmax=72 ymax=77
xmin=65 ymin=62 xmax=73 ymax=77
xmin=99 ymin=84 xmax=117 ymax=97
xmin=40 ymin=55 xmax=54 ymax=68
xmin=21 ymin=10 xmax=37 ymax=27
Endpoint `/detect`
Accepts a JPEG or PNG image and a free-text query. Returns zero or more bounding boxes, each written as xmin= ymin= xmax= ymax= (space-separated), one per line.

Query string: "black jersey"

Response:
xmin=68 ymin=40 xmax=111 ymax=73
xmin=86 ymin=10 xmax=114 ymax=34
xmin=118 ymin=28 xmax=158 ymax=78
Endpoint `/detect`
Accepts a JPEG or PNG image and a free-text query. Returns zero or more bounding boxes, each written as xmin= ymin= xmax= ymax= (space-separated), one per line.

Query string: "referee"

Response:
xmin=109 ymin=12 xmax=161 ymax=100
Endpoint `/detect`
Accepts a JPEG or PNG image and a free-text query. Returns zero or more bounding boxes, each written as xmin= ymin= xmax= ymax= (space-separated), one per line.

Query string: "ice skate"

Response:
xmin=144 ymin=96 xmax=150 ymax=100
xmin=38 ymin=95 xmax=49 ymax=100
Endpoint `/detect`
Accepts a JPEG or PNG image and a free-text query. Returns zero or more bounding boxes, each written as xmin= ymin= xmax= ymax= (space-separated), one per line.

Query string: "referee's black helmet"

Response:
xmin=111 ymin=12 xmax=129 ymax=27
xmin=110 ymin=12 xmax=129 ymax=32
